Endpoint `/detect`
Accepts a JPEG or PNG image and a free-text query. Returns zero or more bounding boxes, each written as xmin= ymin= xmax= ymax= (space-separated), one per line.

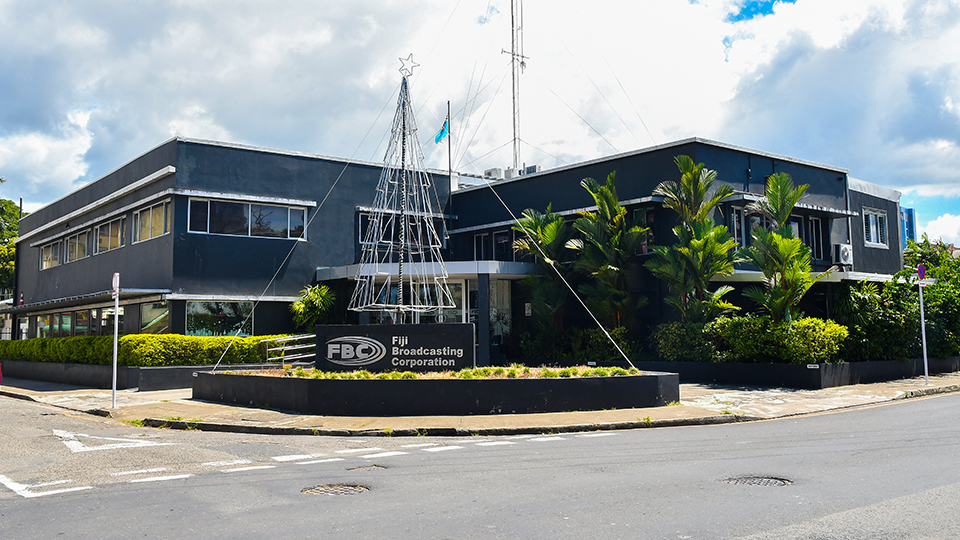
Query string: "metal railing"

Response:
xmin=261 ymin=334 xmax=316 ymax=363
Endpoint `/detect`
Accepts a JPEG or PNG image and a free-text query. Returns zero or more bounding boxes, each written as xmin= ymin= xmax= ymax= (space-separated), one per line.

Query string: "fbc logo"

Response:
xmin=325 ymin=336 xmax=387 ymax=367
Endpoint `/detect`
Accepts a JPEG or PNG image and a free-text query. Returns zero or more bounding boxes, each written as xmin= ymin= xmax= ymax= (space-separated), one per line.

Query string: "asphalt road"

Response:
xmin=1 ymin=393 xmax=959 ymax=539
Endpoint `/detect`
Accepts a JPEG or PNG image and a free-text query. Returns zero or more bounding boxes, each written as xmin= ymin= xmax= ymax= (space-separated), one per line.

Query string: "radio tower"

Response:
xmin=502 ymin=0 xmax=527 ymax=170
xmin=348 ymin=55 xmax=455 ymax=322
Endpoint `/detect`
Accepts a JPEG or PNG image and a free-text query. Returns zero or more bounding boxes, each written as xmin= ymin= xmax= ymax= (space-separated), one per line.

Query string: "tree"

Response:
xmin=739 ymin=173 xmax=833 ymax=323
xmin=646 ymin=156 xmax=738 ymax=323
xmin=512 ymin=205 xmax=573 ymax=333
xmin=290 ymin=284 xmax=336 ymax=330
xmin=0 ymin=196 xmax=21 ymax=291
xmin=567 ymin=172 xmax=649 ymax=329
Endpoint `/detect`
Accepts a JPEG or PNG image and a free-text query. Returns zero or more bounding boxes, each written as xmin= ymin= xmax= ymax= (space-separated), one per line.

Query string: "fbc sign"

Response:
xmin=316 ymin=324 xmax=475 ymax=372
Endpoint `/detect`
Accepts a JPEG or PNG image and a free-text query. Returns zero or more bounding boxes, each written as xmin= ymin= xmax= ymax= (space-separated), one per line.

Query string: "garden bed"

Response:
xmin=191 ymin=369 xmax=680 ymax=416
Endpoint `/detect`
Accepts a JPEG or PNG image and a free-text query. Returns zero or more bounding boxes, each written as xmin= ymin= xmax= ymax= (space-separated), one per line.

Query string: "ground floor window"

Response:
xmin=99 ymin=307 xmax=124 ymax=335
xmin=186 ymin=301 xmax=253 ymax=337
xmin=140 ymin=302 xmax=170 ymax=334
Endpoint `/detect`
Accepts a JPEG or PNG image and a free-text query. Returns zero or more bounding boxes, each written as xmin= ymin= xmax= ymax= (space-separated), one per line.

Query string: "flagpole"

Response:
xmin=447 ymin=101 xmax=452 ymax=195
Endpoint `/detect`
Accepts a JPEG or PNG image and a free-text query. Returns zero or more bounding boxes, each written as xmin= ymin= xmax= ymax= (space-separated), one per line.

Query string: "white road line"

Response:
xmin=297 ymin=458 xmax=345 ymax=465
xmin=111 ymin=468 xmax=168 ymax=477
xmin=400 ymin=443 xmax=437 ymax=448
xmin=0 ymin=475 xmax=92 ymax=498
xmin=529 ymin=436 xmax=565 ymax=441
xmin=578 ymin=432 xmax=618 ymax=438
xmin=361 ymin=451 xmax=409 ymax=459
xmin=202 ymin=460 xmax=251 ymax=467
xmin=476 ymin=441 xmax=516 ymax=447
xmin=129 ymin=474 xmax=193 ymax=483
xmin=336 ymin=447 xmax=382 ymax=454
xmin=422 ymin=446 xmax=463 ymax=453
xmin=52 ymin=429 xmax=174 ymax=453
xmin=272 ymin=454 xmax=325 ymax=462
xmin=30 ymin=480 xmax=73 ymax=487
xmin=221 ymin=465 xmax=277 ymax=473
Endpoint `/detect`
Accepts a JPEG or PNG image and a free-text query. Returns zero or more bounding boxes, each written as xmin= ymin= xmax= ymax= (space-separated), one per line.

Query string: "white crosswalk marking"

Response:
xmin=361 ymin=451 xmax=409 ymax=459
xmin=272 ymin=454 xmax=325 ymax=462
xmin=202 ymin=460 xmax=251 ymax=467
xmin=529 ymin=436 xmax=565 ymax=441
xmin=422 ymin=446 xmax=462 ymax=452
xmin=53 ymin=430 xmax=174 ymax=453
xmin=297 ymin=458 xmax=345 ymax=465
xmin=336 ymin=447 xmax=382 ymax=454
xmin=129 ymin=474 xmax=193 ymax=483
xmin=578 ymin=432 xmax=617 ymax=438
xmin=476 ymin=441 xmax=516 ymax=446
xmin=111 ymin=468 xmax=168 ymax=476
xmin=221 ymin=465 xmax=276 ymax=473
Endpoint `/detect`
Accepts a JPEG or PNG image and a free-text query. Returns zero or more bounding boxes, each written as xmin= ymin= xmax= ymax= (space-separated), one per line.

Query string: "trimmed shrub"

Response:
xmin=706 ymin=316 xmax=847 ymax=364
xmin=0 ymin=334 xmax=289 ymax=366
xmin=652 ymin=322 xmax=716 ymax=362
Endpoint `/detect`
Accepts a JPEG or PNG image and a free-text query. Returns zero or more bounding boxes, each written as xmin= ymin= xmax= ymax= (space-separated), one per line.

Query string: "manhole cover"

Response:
xmin=348 ymin=464 xmax=386 ymax=471
xmin=301 ymin=484 xmax=369 ymax=496
xmin=723 ymin=476 xmax=792 ymax=487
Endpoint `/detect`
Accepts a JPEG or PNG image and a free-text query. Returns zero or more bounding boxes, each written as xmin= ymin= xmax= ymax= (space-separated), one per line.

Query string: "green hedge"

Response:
xmin=0 ymin=334 xmax=289 ymax=367
xmin=653 ymin=316 xmax=848 ymax=364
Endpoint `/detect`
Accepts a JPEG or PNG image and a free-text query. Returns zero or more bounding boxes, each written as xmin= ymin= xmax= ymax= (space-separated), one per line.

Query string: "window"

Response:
xmin=635 ymin=208 xmax=657 ymax=254
xmin=188 ymin=198 xmax=306 ymax=239
xmin=731 ymin=207 xmax=746 ymax=247
xmin=60 ymin=312 xmax=73 ymax=337
xmin=809 ymin=217 xmax=824 ymax=260
xmin=65 ymin=231 xmax=90 ymax=263
xmin=474 ymin=233 xmax=490 ymax=260
xmin=864 ymin=208 xmax=888 ymax=247
xmin=99 ymin=307 xmax=124 ymax=335
xmin=74 ymin=310 xmax=91 ymax=336
xmin=37 ymin=315 xmax=51 ymax=338
xmin=788 ymin=215 xmax=804 ymax=242
xmin=140 ymin=302 xmax=170 ymax=334
xmin=186 ymin=301 xmax=252 ymax=336
xmin=133 ymin=200 xmax=171 ymax=243
xmin=40 ymin=241 xmax=62 ymax=270
xmin=494 ymin=230 xmax=513 ymax=261
xmin=95 ymin=217 xmax=126 ymax=254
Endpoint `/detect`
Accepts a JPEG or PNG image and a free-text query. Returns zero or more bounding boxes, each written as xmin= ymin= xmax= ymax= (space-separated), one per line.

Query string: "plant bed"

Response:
xmin=636 ymin=357 xmax=960 ymax=390
xmin=192 ymin=367 xmax=680 ymax=416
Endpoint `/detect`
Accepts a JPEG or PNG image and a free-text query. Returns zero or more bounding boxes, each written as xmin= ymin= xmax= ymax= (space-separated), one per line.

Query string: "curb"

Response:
xmin=139 ymin=413 xmax=762 ymax=437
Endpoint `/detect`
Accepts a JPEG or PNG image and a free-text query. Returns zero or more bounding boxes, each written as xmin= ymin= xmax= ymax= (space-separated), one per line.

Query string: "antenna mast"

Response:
xmin=503 ymin=0 xmax=527 ymax=170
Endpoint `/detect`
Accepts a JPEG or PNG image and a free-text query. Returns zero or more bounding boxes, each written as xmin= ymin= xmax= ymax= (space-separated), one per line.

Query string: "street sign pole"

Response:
xmin=918 ymin=265 xmax=929 ymax=386
xmin=112 ymin=273 xmax=120 ymax=409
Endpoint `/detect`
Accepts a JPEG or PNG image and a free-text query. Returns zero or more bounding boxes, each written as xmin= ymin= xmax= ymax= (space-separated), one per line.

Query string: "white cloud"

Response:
xmin=0 ymin=110 xmax=93 ymax=201
xmin=921 ymin=213 xmax=960 ymax=244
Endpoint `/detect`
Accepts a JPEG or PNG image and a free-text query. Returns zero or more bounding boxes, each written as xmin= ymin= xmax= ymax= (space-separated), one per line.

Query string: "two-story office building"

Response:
xmin=7 ymin=136 xmax=906 ymax=364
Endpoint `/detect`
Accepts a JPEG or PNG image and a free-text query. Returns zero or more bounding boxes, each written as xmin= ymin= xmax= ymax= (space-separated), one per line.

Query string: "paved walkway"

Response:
xmin=2 ymin=372 xmax=959 ymax=436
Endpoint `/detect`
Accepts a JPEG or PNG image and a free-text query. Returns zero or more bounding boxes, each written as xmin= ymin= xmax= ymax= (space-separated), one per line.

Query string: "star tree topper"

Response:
xmin=399 ymin=54 xmax=419 ymax=77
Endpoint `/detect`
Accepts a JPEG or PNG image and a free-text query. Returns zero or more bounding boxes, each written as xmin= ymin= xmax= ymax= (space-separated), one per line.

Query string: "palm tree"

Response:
xmin=739 ymin=173 xmax=833 ymax=323
xmin=290 ymin=284 xmax=336 ymax=329
xmin=646 ymin=156 xmax=739 ymax=322
xmin=567 ymin=172 xmax=649 ymax=329
xmin=512 ymin=205 xmax=574 ymax=332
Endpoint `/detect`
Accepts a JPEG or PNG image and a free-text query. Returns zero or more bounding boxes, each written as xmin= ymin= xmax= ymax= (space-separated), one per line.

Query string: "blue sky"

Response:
xmin=0 ymin=0 xmax=958 ymax=242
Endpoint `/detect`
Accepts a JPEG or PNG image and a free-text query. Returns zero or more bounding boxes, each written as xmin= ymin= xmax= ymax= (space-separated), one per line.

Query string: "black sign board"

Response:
xmin=315 ymin=324 xmax=475 ymax=373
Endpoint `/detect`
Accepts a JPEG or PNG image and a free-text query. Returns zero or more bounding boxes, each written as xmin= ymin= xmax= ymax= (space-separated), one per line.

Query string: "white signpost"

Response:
xmin=111 ymin=272 xmax=119 ymax=409
xmin=918 ymin=264 xmax=929 ymax=386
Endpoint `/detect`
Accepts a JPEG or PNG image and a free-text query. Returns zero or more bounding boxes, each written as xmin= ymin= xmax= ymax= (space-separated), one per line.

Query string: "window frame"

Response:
xmin=64 ymin=230 xmax=91 ymax=264
xmin=93 ymin=216 xmax=127 ymax=255
xmin=40 ymin=240 xmax=62 ymax=270
xmin=187 ymin=197 xmax=307 ymax=241
xmin=863 ymin=207 xmax=889 ymax=249
xmin=133 ymin=199 xmax=171 ymax=244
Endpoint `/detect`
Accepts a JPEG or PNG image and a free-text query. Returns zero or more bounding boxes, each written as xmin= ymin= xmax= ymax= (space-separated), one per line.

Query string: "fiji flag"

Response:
xmin=434 ymin=117 xmax=449 ymax=144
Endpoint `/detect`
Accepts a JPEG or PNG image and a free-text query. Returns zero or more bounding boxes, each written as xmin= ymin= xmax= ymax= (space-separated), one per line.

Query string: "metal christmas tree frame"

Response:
xmin=348 ymin=55 xmax=455 ymax=320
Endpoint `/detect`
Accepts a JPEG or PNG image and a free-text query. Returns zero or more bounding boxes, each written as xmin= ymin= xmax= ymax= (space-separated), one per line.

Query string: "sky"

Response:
xmin=0 ymin=0 xmax=959 ymax=243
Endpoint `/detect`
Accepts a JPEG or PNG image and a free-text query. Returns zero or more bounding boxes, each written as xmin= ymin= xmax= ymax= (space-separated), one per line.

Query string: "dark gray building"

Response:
xmin=7 ymin=136 xmax=906 ymax=365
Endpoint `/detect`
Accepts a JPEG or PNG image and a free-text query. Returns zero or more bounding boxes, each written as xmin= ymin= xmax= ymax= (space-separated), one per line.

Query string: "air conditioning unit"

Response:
xmin=524 ymin=164 xmax=541 ymax=175
xmin=483 ymin=168 xmax=503 ymax=180
xmin=833 ymin=243 xmax=853 ymax=266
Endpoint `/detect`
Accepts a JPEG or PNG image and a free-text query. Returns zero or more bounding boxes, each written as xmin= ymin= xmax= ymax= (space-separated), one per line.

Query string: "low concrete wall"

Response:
xmin=636 ymin=357 xmax=960 ymax=389
xmin=0 ymin=360 xmax=139 ymax=389
xmin=192 ymin=371 xmax=681 ymax=416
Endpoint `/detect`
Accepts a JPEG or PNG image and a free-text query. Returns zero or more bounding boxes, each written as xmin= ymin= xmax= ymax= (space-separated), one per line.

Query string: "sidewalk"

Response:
xmin=3 ymin=372 xmax=960 ymax=437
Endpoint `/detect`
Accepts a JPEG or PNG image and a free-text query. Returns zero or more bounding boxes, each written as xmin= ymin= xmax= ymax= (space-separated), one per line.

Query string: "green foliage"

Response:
xmin=289 ymin=284 xmax=336 ymax=330
xmin=832 ymin=280 xmax=920 ymax=362
xmin=0 ymin=334 xmax=287 ymax=366
xmin=512 ymin=205 xmax=574 ymax=336
xmin=0 ymin=197 xmax=23 ymax=290
xmin=646 ymin=156 xmax=739 ymax=323
xmin=568 ymin=172 xmax=649 ymax=329
xmin=738 ymin=173 xmax=833 ymax=323
xmin=653 ymin=316 xmax=848 ymax=364
xmin=516 ymin=326 xmax=636 ymax=364
xmin=652 ymin=322 xmax=716 ymax=362
xmin=900 ymin=235 xmax=960 ymax=357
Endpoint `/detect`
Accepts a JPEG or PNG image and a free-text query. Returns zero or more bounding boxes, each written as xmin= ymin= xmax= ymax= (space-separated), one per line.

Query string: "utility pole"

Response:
xmin=502 ymin=0 xmax=527 ymax=171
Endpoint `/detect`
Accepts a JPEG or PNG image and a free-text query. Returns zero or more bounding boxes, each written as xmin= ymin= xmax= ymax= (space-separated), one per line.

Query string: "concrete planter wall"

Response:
xmin=636 ymin=357 xmax=960 ymax=390
xmin=192 ymin=371 xmax=680 ymax=416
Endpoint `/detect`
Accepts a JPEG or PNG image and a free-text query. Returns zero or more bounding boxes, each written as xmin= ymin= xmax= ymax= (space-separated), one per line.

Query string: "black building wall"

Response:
xmin=849 ymin=189 xmax=903 ymax=275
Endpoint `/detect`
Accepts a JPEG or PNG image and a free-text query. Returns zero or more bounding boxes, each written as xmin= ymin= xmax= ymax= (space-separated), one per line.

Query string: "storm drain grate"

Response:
xmin=348 ymin=464 xmax=386 ymax=472
xmin=723 ymin=476 xmax=792 ymax=487
xmin=301 ymin=484 xmax=369 ymax=496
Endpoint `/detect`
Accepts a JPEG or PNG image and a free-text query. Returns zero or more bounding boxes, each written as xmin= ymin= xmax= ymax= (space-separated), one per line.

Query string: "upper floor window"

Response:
xmin=863 ymin=208 xmax=887 ymax=248
xmin=95 ymin=217 xmax=126 ymax=254
xmin=189 ymin=198 xmax=306 ymax=239
xmin=809 ymin=217 xmax=824 ymax=260
xmin=65 ymin=231 xmax=90 ymax=263
xmin=133 ymin=200 xmax=171 ymax=243
xmin=40 ymin=240 xmax=61 ymax=270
